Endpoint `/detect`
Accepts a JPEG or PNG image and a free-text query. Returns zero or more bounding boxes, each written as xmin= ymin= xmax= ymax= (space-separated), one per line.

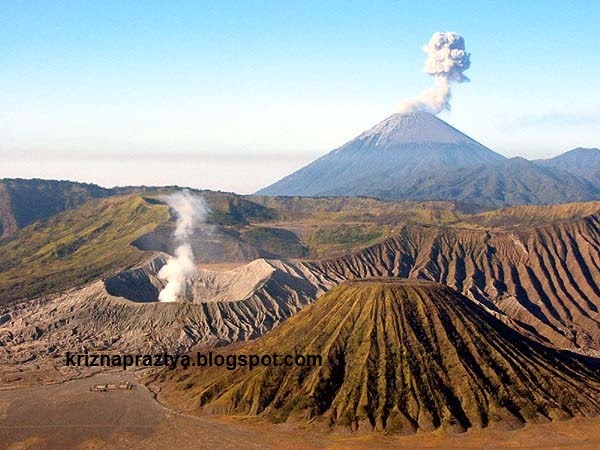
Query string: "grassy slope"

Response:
xmin=249 ymin=197 xmax=472 ymax=258
xmin=249 ymin=198 xmax=600 ymax=258
xmin=454 ymin=201 xmax=600 ymax=230
xmin=0 ymin=195 xmax=168 ymax=304
xmin=2 ymin=188 xmax=599 ymax=303
xmin=158 ymin=280 xmax=600 ymax=433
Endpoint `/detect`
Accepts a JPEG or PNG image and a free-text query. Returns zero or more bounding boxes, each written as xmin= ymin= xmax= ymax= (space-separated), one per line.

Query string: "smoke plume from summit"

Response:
xmin=399 ymin=32 xmax=471 ymax=114
xmin=158 ymin=190 xmax=208 ymax=302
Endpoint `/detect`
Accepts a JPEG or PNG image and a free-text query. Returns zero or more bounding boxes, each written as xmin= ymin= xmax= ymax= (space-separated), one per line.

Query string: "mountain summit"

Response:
xmin=257 ymin=112 xmax=505 ymax=197
xmin=354 ymin=111 xmax=488 ymax=146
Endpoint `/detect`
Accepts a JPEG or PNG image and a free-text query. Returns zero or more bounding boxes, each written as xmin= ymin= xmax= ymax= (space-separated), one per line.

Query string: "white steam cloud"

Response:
xmin=158 ymin=190 xmax=208 ymax=302
xmin=399 ymin=31 xmax=471 ymax=114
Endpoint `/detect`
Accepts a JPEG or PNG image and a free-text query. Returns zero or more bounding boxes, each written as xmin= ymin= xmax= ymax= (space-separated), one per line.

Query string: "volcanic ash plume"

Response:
xmin=399 ymin=31 xmax=471 ymax=114
xmin=158 ymin=191 xmax=208 ymax=302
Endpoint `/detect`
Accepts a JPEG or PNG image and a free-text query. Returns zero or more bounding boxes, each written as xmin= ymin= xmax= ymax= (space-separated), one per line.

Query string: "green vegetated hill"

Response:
xmin=4 ymin=178 xmax=599 ymax=266
xmin=0 ymin=195 xmax=169 ymax=304
xmin=453 ymin=201 xmax=600 ymax=230
xmin=0 ymin=178 xmax=113 ymax=238
xmin=157 ymin=279 xmax=600 ymax=434
xmin=0 ymin=179 xmax=279 ymax=240
xmin=0 ymin=187 xmax=302 ymax=303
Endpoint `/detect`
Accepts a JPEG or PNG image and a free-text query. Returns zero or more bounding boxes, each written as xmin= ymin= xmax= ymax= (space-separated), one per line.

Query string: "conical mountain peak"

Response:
xmin=256 ymin=112 xmax=505 ymax=197
xmin=160 ymin=279 xmax=600 ymax=434
xmin=358 ymin=112 xmax=482 ymax=146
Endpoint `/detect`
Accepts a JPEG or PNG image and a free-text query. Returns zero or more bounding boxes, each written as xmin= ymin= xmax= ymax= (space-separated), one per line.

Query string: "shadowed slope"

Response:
xmin=369 ymin=157 xmax=599 ymax=206
xmin=159 ymin=279 xmax=600 ymax=434
xmin=0 ymin=179 xmax=112 ymax=238
xmin=538 ymin=148 xmax=600 ymax=188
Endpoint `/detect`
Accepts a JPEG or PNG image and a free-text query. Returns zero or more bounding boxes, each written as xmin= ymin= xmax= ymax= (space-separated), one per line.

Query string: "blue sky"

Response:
xmin=1 ymin=1 xmax=599 ymax=192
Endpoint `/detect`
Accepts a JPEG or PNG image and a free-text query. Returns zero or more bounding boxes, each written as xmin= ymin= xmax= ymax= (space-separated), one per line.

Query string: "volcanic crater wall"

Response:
xmin=103 ymin=210 xmax=600 ymax=354
xmin=104 ymin=257 xmax=167 ymax=302
xmin=309 ymin=212 xmax=600 ymax=354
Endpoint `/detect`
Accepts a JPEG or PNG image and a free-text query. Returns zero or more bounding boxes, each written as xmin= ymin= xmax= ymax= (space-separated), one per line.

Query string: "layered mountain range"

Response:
xmin=2 ymin=175 xmax=600 ymax=434
xmin=2 ymin=195 xmax=600 ymax=368
xmin=257 ymin=112 xmax=600 ymax=206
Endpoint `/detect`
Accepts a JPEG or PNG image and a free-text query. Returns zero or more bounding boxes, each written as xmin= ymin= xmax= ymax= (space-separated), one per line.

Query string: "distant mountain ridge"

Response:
xmin=537 ymin=147 xmax=600 ymax=188
xmin=257 ymin=114 xmax=599 ymax=206
xmin=1 ymin=145 xmax=598 ymax=241
xmin=369 ymin=156 xmax=599 ymax=207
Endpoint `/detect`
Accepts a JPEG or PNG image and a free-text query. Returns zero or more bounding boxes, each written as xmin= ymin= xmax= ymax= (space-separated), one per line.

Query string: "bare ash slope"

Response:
xmin=2 ymin=202 xmax=600 ymax=385
xmin=157 ymin=280 xmax=600 ymax=434
xmin=0 ymin=257 xmax=335 ymax=384
xmin=309 ymin=208 xmax=600 ymax=354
